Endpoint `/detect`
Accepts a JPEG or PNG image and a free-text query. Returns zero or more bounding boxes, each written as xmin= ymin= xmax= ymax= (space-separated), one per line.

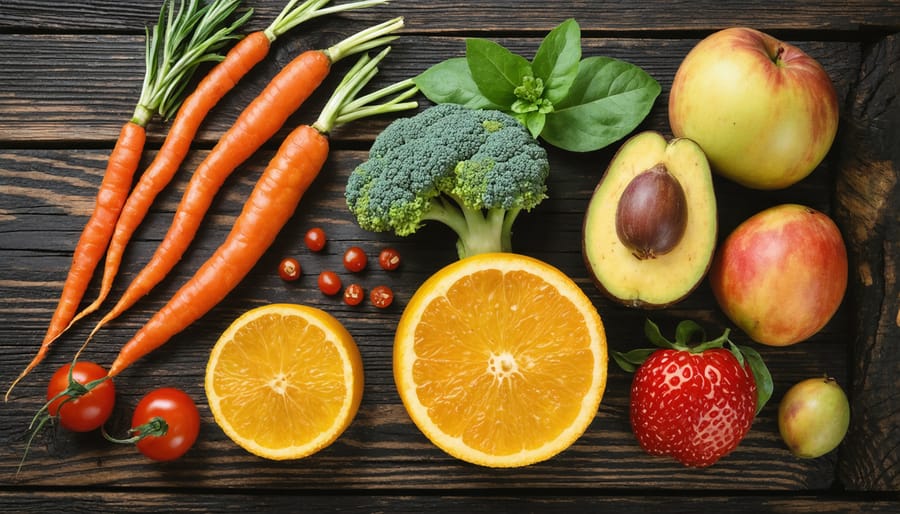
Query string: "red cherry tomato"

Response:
xmin=131 ymin=387 xmax=200 ymax=462
xmin=304 ymin=227 xmax=327 ymax=252
xmin=370 ymin=285 xmax=394 ymax=309
xmin=47 ymin=362 xmax=115 ymax=432
xmin=343 ymin=283 xmax=364 ymax=306
xmin=343 ymin=246 xmax=368 ymax=272
xmin=378 ymin=247 xmax=401 ymax=271
xmin=278 ymin=257 xmax=301 ymax=281
xmin=318 ymin=270 xmax=342 ymax=296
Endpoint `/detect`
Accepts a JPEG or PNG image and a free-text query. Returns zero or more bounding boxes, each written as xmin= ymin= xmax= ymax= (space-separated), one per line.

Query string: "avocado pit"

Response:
xmin=615 ymin=163 xmax=688 ymax=260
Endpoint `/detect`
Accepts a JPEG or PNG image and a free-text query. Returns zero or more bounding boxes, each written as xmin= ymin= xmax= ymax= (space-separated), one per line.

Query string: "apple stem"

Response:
xmin=773 ymin=45 xmax=786 ymax=64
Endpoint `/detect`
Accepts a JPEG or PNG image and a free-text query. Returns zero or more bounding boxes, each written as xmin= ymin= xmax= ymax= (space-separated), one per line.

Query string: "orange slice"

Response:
xmin=205 ymin=304 xmax=363 ymax=460
xmin=394 ymin=253 xmax=607 ymax=467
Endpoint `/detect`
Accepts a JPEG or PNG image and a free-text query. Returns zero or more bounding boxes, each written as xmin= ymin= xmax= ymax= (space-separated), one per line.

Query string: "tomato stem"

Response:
xmin=16 ymin=409 xmax=51 ymax=479
xmin=18 ymin=360 xmax=113 ymax=477
xmin=102 ymin=416 xmax=169 ymax=445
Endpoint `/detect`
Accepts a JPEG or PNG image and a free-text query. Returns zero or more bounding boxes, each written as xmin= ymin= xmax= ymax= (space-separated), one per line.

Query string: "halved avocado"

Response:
xmin=582 ymin=131 xmax=716 ymax=308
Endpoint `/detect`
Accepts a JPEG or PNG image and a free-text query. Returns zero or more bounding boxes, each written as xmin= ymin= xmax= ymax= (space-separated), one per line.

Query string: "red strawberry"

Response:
xmin=615 ymin=319 xmax=772 ymax=468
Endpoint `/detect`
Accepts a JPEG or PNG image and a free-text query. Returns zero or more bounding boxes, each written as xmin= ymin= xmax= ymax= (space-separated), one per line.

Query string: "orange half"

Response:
xmin=205 ymin=304 xmax=363 ymax=460
xmin=394 ymin=253 xmax=607 ymax=467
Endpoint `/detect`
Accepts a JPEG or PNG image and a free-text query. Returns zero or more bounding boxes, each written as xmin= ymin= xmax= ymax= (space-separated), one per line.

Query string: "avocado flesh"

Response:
xmin=582 ymin=131 xmax=717 ymax=308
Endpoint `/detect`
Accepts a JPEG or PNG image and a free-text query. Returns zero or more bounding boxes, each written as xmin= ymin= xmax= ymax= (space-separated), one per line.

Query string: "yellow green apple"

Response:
xmin=709 ymin=204 xmax=847 ymax=346
xmin=668 ymin=27 xmax=839 ymax=190
xmin=778 ymin=377 xmax=850 ymax=458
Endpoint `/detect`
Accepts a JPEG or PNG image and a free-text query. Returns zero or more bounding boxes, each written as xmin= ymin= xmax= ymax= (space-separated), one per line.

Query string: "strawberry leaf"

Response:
xmin=612 ymin=348 xmax=656 ymax=372
xmin=644 ymin=319 xmax=678 ymax=349
xmin=675 ymin=319 xmax=705 ymax=345
xmin=726 ymin=340 xmax=746 ymax=368
xmin=736 ymin=344 xmax=773 ymax=414
xmin=692 ymin=328 xmax=731 ymax=353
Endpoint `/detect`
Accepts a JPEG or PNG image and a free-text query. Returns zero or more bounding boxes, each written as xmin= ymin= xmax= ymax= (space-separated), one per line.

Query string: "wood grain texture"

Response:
xmin=0 ymin=0 xmax=898 ymax=509
xmin=0 ymin=35 xmax=862 ymax=145
xmin=834 ymin=33 xmax=900 ymax=492
xmin=2 ymin=0 xmax=900 ymax=32
xmin=1 ymin=491 xmax=899 ymax=513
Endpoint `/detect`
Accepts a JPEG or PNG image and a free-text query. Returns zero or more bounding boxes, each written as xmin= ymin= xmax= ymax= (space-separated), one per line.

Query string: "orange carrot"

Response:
xmin=107 ymin=48 xmax=418 ymax=377
xmin=31 ymin=120 xmax=146 ymax=356
xmin=6 ymin=0 xmax=250 ymax=400
xmin=86 ymin=17 xmax=404 ymax=344
xmin=70 ymin=0 xmax=390 ymax=331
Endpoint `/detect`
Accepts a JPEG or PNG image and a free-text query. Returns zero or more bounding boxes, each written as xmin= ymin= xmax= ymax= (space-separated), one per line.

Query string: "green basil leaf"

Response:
xmin=466 ymin=37 xmax=532 ymax=108
xmin=524 ymin=111 xmax=546 ymax=138
xmin=532 ymin=18 xmax=581 ymax=104
xmin=414 ymin=58 xmax=501 ymax=109
xmin=541 ymin=56 xmax=661 ymax=152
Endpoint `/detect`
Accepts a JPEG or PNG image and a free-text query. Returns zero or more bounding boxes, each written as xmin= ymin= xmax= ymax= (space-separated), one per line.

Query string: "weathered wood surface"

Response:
xmin=2 ymin=491 xmax=900 ymax=513
xmin=0 ymin=0 xmax=897 ymax=511
xmin=0 ymin=34 xmax=863 ymax=146
xmin=834 ymin=32 xmax=900 ymax=492
xmin=2 ymin=0 xmax=900 ymax=32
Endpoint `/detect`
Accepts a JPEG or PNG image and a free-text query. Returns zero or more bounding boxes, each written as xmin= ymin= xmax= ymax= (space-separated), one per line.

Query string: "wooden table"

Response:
xmin=1 ymin=1 xmax=898 ymax=511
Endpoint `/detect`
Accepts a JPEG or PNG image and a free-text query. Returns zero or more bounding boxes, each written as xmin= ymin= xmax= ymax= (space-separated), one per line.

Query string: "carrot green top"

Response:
xmin=263 ymin=0 xmax=390 ymax=42
xmin=133 ymin=0 xmax=252 ymax=126
xmin=312 ymin=45 xmax=419 ymax=136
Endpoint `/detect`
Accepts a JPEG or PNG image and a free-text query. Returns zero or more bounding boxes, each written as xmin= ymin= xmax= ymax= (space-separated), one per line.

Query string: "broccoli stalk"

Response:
xmin=345 ymin=104 xmax=550 ymax=260
xmin=422 ymin=193 xmax=522 ymax=258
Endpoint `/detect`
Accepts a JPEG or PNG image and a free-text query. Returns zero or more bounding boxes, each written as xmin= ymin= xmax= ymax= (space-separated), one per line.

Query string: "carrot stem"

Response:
xmin=264 ymin=0 xmax=389 ymax=41
xmin=323 ymin=16 xmax=403 ymax=63
xmin=313 ymin=47 xmax=418 ymax=134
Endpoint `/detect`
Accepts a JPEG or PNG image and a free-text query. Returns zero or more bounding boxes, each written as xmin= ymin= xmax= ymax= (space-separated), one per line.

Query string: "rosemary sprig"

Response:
xmin=134 ymin=0 xmax=253 ymax=125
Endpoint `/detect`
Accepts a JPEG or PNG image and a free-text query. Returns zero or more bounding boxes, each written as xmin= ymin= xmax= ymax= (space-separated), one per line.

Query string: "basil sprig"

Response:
xmin=414 ymin=19 xmax=661 ymax=152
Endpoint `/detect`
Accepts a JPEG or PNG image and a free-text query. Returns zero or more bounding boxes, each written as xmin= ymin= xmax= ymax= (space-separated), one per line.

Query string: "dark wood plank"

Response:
xmin=2 ymin=0 xmax=899 ymax=33
xmin=0 ymin=35 xmax=862 ymax=145
xmin=1 ymin=491 xmax=899 ymax=513
xmin=834 ymin=32 xmax=900 ymax=492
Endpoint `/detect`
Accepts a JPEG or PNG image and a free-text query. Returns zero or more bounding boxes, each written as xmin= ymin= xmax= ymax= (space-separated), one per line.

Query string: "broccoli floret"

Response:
xmin=345 ymin=104 xmax=550 ymax=259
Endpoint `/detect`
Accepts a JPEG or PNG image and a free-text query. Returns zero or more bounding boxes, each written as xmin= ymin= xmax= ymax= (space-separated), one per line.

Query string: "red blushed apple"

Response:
xmin=709 ymin=204 xmax=848 ymax=346
xmin=668 ymin=27 xmax=839 ymax=190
